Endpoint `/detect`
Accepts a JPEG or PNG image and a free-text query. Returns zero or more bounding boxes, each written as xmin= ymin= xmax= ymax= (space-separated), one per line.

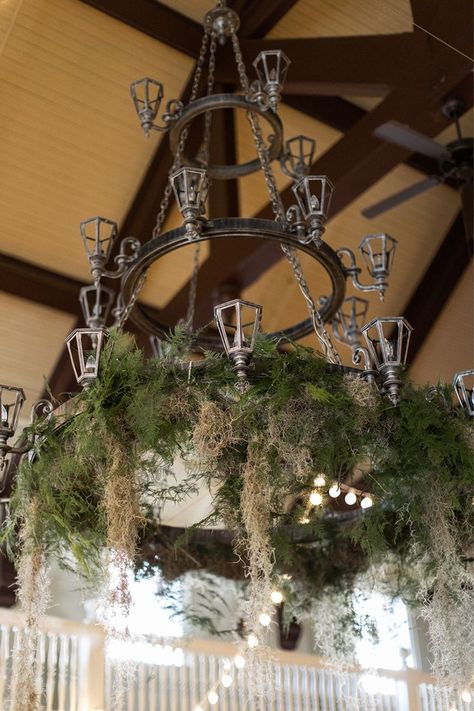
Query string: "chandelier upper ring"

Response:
xmin=121 ymin=218 xmax=346 ymax=349
xmin=168 ymin=94 xmax=284 ymax=180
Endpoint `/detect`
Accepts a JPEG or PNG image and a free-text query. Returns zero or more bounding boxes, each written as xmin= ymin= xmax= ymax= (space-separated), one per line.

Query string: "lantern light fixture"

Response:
xmin=253 ymin=50 xmax=290 ymax=111
xmin=171 ymin=167 xmax=209 ymax=238
xmin=0 ymin=385 xmax=27 ymax=485
xmin=65 ymin=328 xmax=107 ymax=389
xmin=290 ymin=175 xmax=334 ymax=245
xmin=214 ymin=299 xmax=262 ymax=381
xmin=360 ymin=317 xmax=413 ymax=405
xmin=79 ymin=283 xmax=115 ymax=330
xmin=80 ymin=217 xmax=140 ymax=285
xmin=452 ymin=369 xmax=474 ymax=416
xmin=331 ymin=296 xmax=370 ymax=349
xmin=281 ymin=135 xmax=316 ymax=179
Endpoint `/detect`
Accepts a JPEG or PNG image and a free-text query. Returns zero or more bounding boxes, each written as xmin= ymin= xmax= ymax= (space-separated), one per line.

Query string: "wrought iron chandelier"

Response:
xmin=0 ymin=0 xmax=473 ymax=484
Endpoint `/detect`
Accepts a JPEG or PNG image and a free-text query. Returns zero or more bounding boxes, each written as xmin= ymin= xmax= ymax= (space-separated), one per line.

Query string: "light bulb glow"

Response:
xmin=328 ymin=484 xmax=341 ymax=498
xmin=314 ymin=474 xmax=326 ymax=487
xmin=247 ymin=633 xmax=259 ymax=648
xmin=300 ymin=516 xmax=310 ymax=524
xmin=271 ymin=590 xmax=283 ymax=604
xmin=259 ymin=613 xmax=271 ymax=627
xmin=361 ymin=495 xmax=373 ymax=509
xmin=234 ymin=654 xmax=246 ymax=669
xmin=345 ymin=491 xmax=357 ymax=505
xmin=194 ymin=707 xmax=204 ymax=711
xmin=208 ymin=690 xmax=219 ymax=705
xmin=221 ymin=673 xmax=233 ymax=687
xmin=461 ymin=690 xmax=472 ymax=703
xmin=309 ymin=491 xmax=323 ymax=506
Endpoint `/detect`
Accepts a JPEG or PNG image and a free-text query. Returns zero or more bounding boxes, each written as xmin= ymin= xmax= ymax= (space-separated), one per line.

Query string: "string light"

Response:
xmin=314 ymin=474 xmax=326 ymax=487
xmin=461 ymin=690 xmax=472 ymax=703
xmin=208 ymin=690 xmax=219 ymax=705
xmin=271 ymin=590 xmax=284 ymax=604
xmin=194 ymin=706 xmax=204 ymax=711
xmin=221 ymin=673 xmax=233 ymax=687
xmin=309 ymin=490 xmax=323 ymax=506
xmin=234 ymin=654 xmax=246 ymax=668
xmin=282 ymin=573 xmax=292 ymax=581
xmin=360 ymin=495 xmax=373 ymax=509
xmin=247 ymin=633 xmax=259 ymax=648
xmin=344 ymin=490 xmax=357 ymax=505
xmin=300 ymin=516 xmax=310 ymax=524
xmin=328 ymin=484 xmax=341 ymax=498
xmin=259 ymin=613 xmax=271 ymax=627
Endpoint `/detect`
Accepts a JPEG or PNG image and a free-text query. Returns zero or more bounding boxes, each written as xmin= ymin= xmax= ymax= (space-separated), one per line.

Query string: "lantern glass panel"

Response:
xmin=359 ymin=234 xmax=397 ymax=277
xmin=130 ymin=78 xmax=163 ymax=119
xmin=286 ymin=135 xmax=315 ymax=176
xmin=66 ymin=328 xmax=106 ymax=385
xmin=171 ymin=167 xmax=208 ymax=212
xmin=338 ymin=297 xmax=369 ymax=339
xmin=361 ymin=317 xmax=412 ymax=369
xmin=453 ymin=369 xmax=474 ymax=416
xmin=253 ymin=50 xmax=290 ymax=86
xmin=80 ymin=217 xmax=117 ymax=260
xmin=292 ymin=176 xmax=334 ymax=220
xmin=0 ymin=385 xmax=26 ymax=435
xmin=214 ymin=299 xmax=262 ymax=355
xmin=79 ymin=284 xmax=115 ymax=328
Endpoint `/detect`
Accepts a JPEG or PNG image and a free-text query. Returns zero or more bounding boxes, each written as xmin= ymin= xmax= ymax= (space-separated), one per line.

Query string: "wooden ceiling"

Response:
xmin=0 ymin=0 xmax=473 ymax=414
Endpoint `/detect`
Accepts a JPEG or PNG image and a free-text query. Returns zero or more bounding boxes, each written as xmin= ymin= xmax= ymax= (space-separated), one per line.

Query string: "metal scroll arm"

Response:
xmin=337 ymin=247 xmax=387 ymax=301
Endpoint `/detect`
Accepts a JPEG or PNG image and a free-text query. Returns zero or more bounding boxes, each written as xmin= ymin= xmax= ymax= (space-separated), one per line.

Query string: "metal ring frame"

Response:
xmin=169 ymin=94 xmax=284 ymax=179
xmin=121 ymin=218 xmax=346 ymax=349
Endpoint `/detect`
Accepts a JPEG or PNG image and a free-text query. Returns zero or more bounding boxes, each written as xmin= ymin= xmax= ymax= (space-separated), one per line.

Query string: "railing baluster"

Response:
xmin=45 ymin=632 xmax=58 ymax=711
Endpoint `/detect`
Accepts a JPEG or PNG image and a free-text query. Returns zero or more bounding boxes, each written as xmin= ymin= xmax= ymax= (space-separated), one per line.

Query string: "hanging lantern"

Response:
xmin=65 ymin=328 xmax=107 ymax=388
xmin=281 ymin=135 xmax=316 ymax=178
xmin=452 ymin=369 xmax=474 ymax=416
xmin=80 ymin=217 xmax=118 ymax=282
xmin=130 ymin=78 xmax=164 ymax=135
xmin=253 ymin=50 xmax=290 ymax=110
xmin=171 ymin=167 xmax=209 ymax=237
xmin=214 ymin=299 xmax=262 ymax=380
xmin=291 ymin=175 xmax=334 ymax=244
xmin=0 ymin=385 xmax=26 ymax=479
xmin=334 ymin=297 xmax=369 ymax=347
xmin=360 ymin=317 xmax=412 ymax=404
xmin=79 ymin=284 xmax=115 ymax=329
xmin=149 ymin=336 xmax=163 ymax=359
xmin=359 ymin=234 xmax=397 ymax=298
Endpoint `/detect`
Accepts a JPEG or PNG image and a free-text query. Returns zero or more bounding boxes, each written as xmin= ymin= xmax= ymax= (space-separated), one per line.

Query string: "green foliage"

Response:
xmin=2 ymin=328 xmax=473 ymax=628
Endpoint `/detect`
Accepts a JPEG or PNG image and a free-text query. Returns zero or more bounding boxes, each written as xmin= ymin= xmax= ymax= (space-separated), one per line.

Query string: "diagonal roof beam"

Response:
xmin=80 ymin=0 xmax=203 ymax=57
xmin=237 ymin=0 xmax=300 ymax=38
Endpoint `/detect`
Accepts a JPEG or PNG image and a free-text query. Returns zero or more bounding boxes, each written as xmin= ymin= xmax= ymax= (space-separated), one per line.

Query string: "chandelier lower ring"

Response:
xmin=168 ymin=94 xmax=284 ymax=179
xmin=121 ymin=218 xmax=346 ymax=349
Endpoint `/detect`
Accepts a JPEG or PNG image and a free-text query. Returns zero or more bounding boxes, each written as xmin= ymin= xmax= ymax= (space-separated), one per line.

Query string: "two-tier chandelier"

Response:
xmin=0 ymin=0 xmax=473 ymax=482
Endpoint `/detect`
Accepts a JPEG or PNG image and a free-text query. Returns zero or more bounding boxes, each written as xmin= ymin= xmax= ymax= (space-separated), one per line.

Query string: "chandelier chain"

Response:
xmin=183 ymin=32 xmax=217 ymax=334
xmin=228 ymin=31 xmax=340 ymax=363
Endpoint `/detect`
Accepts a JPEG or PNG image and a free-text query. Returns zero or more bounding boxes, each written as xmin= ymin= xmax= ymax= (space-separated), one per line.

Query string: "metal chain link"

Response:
xmin=230 ymin=29 xmax=340 ymax=364
xmin=118 ymin=31 xmax=212 ymax=331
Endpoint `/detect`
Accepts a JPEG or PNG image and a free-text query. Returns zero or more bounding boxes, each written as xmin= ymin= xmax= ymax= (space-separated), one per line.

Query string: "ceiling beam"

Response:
xmin=237 ymin=0 xmax=300 ymax=39
xmin=216 ymin=34 xmax=420 ymax=96
xmin=80 ymin=0 xmax=203 ymax=58
xmin=405 ymin=211 xmax=473 ymax=364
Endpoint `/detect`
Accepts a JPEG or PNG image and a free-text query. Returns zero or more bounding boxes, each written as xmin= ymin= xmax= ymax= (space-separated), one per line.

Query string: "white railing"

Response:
xmin=0 ymin=609 xmax=470 ymax=711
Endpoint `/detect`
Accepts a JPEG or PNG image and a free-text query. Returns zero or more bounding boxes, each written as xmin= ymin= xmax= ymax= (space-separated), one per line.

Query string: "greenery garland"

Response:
xmin=2 ymin=329 xmax=473 ymax=688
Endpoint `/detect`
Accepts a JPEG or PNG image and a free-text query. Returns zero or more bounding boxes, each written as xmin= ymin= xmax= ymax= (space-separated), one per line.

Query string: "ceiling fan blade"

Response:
xmin=362 ymin=176 xmax=441 ymax=218
xmin=374 ymin=121 xmax=448 ymax=160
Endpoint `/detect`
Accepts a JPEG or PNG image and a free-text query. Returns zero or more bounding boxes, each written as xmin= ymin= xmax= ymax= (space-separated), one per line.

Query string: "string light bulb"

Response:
xmin=328 ymin=484 xmax=341 ymax=498
xmin=300 ymin=516 xmax=310 ymax=524
xmin=314 ymin=474 xmax=326 ymax=487
xmin=271 ymin=590 xmax=284 ymax=604
xmin=247 ymin=633 xmax=259 ymax=648
xmin=259 ymin=613 xmax=271 ymax=627
xmin=461 ymin=690 xmax=472 ymax=703
xmin=309 ymin=490 xmax=323 ymax=506
xmin=194 ymin=707 xmax=204 ymax=711
xmin=344 ymin=490 xmax=357 ymax=505
xmin=361 ymin=495 xmax=373 ymax=509
xmin=208 ymin=690 xmax=219 ymax=705
xmin=234 ymin=654 xmax=246 ymax=668
xmin=222 ymin=673 xmax=233 ymax=687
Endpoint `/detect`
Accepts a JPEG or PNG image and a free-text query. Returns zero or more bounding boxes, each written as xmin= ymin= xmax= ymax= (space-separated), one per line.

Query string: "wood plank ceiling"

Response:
xmin=0 ymin=0 xmax=472 ymax=413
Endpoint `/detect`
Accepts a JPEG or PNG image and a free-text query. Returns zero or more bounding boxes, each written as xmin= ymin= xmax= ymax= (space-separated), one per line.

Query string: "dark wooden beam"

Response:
xmin=215 ymin=34 xmax=420 ymax=96
xmin=0 ymin=253 xmax=83 ymax=316
xmin=238 ymin=0 xmax=300 ymax=38
xmin=405 ymin=211 xmax=473 ymax=364
xmin=80 ymin=0 xmax=203 ymax=58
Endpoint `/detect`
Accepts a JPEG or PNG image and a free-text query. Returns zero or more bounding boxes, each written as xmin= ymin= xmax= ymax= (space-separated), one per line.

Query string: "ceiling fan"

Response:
xmin=362 ymin=99 xmax=473 ymax=239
